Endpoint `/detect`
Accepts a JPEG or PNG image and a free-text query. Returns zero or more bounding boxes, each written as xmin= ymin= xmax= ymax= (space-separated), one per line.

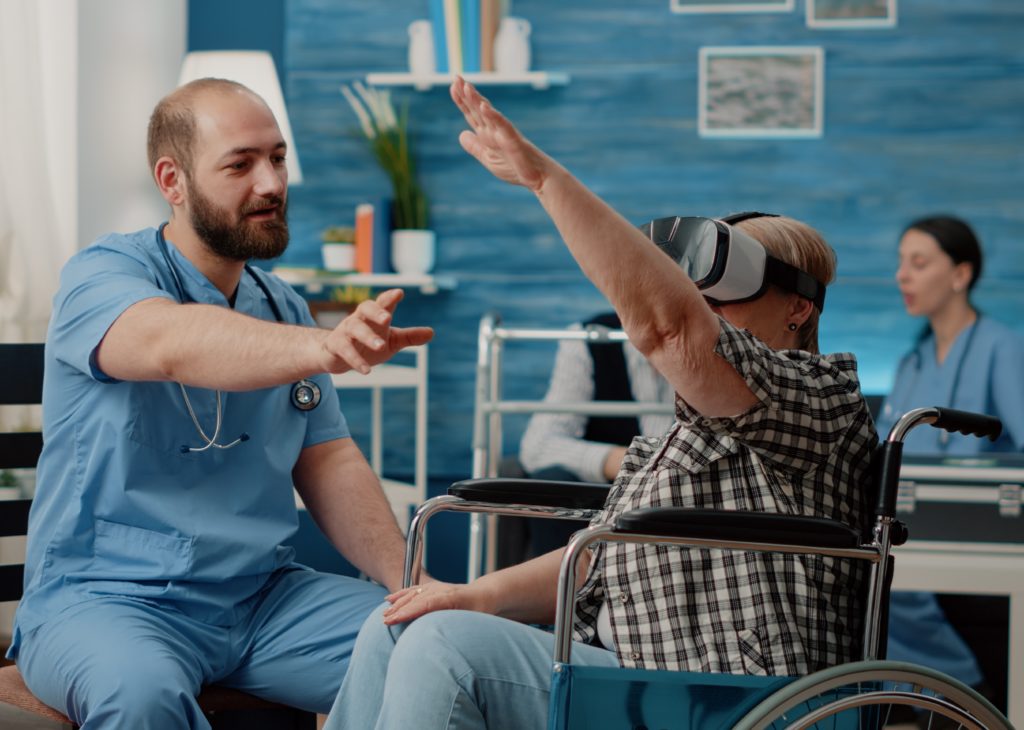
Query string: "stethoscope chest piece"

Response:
xmin=291 ymin=379 xmax=322 ymax=411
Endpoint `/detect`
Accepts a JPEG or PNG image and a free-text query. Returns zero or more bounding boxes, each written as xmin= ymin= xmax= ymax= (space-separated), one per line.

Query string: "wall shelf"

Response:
xmin=273 ymin=266 xmax=457 ymax=295
xmin=366 ymin=71 xmax=570 ymax=91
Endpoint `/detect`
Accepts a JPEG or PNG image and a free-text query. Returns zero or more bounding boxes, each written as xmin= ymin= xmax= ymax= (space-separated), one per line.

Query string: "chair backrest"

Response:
xmin=0 ymin=344 xmax=44 ymax=604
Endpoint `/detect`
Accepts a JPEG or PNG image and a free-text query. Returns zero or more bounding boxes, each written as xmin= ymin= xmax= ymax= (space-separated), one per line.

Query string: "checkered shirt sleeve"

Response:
xmin=572 ymin=318 xmax=877 ymax=676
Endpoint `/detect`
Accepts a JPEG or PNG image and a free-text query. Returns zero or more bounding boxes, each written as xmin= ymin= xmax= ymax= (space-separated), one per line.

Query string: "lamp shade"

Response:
xmin=178 ymin=50 xmax=302 ymax=184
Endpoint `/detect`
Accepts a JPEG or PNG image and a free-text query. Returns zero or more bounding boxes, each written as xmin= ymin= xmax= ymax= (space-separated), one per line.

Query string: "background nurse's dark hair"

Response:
xmin=903 ymin=215 xmax=984 ymax=291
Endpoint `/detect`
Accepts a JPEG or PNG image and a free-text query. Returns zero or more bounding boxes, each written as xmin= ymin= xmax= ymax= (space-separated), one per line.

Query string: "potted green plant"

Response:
xmin=321 ymin=225 xmax=356 ymax=271
xmin=341 ymin=82 xmax=434 ymax=274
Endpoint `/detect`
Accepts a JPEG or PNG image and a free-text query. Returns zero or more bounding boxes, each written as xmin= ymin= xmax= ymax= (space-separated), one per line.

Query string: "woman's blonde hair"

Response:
xmin=735 ymin=215 xmax=836 ymax=353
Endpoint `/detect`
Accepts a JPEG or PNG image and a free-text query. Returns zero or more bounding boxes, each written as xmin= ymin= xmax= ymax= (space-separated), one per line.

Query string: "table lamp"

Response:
xmin=178 ymin=50 xmax=303 ymax=184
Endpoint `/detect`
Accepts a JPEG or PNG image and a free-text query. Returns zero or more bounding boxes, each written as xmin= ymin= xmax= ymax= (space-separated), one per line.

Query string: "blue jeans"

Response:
xmin=17 ymin=568 xmax=386 ymax=729
xmin=324 ymin=603 xmax=619 ymax=730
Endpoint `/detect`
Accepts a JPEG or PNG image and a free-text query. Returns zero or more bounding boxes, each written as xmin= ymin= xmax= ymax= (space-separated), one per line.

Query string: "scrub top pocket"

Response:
xmin=91 ymin=518 xmax=194 ymax=581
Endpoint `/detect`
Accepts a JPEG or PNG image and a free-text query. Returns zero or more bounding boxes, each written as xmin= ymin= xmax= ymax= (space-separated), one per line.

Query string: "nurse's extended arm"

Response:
xmin=450 ymin=78 xmax=756 ymax=419
xmin=96 ymin=288 xmax=434 ymax=390
xmin=292 ymin=437 xmax=407 ymax=593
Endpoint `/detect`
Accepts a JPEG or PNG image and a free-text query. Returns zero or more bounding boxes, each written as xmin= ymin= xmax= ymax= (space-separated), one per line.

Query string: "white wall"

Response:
xmin=77 ymin=0 xmax=186 ymax=246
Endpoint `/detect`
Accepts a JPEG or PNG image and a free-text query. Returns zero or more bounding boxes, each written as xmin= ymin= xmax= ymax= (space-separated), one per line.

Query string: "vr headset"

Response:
xmin=638 ymin=211 xmax=826 ymax=311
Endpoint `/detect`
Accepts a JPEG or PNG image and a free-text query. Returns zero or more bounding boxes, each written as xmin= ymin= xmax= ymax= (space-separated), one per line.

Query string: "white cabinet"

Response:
xmin=331 ymin=345 xmax=429 ymax=530
xmin=276 ymin=268 xmax=450 ymax=530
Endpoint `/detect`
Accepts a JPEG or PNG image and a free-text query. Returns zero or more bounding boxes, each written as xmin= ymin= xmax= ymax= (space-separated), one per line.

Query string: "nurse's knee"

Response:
xmin=70 ymin=662 xmax=204 ymax=728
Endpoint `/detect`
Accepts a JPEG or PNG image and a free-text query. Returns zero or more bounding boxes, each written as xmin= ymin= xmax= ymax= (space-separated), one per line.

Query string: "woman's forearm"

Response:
xmin=475 ymin=546 xmax=591 ymax=625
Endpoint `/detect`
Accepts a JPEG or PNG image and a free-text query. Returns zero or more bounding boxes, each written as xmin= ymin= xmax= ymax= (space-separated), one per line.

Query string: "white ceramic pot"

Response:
xmin=322 ymin=242 xmax=355 ymax=271
xmin=494 ymin=17 xmax=531 ymax=74
xmin=390 ymin=229 xmax=436 ymax=274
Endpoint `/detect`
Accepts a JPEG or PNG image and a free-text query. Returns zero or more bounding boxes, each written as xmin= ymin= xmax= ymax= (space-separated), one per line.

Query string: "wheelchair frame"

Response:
xmin=466 ymin=311 xmax=674 ymax=580
xmin=406 ymin=385 xmax=1013 ymax=727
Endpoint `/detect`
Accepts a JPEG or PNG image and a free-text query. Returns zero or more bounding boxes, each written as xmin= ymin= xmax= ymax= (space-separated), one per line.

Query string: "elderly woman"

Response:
xmin=323 ymin=78 xmax=876 ymax=730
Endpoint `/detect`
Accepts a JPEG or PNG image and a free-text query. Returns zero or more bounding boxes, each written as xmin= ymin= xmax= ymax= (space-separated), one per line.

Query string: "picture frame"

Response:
xmin=806 ymin=0 xmax=897 ymax=29
xmin=698 ymin=46 xmax=825 ymax=139
xmin=671 ymin=0 xmax=794 ymax=14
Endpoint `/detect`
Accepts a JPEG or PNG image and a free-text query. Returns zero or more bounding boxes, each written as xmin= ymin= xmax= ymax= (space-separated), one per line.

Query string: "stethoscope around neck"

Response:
xmin=156 ymin=224 xmax=321 ymax=454
xmin=887 ymin=315 xmax=981 ymax=449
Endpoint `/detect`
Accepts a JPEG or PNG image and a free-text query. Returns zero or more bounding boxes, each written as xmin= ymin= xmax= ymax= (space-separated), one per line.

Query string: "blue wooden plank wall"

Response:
xmin=264 ymin=0 xmax=1024 ymax=486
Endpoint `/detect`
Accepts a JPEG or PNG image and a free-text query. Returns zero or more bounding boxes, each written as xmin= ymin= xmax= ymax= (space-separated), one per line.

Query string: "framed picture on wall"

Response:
xmin=807 ymin=0 xmax=897 ymax=28
xmin=698 ymin=46 xmax=824 ymax=139
xmin=672 ymin=0 xmax=793 ymax=13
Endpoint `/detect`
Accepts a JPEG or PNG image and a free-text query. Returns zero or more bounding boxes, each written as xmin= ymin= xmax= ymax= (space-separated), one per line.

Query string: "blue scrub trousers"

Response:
xmin=323 ymin=603 xmax=619 ymax=730
xmin=17 ymin=568 xmax=386 ymax=729
xmin=886 ymin=591 xmax=983 ymax=686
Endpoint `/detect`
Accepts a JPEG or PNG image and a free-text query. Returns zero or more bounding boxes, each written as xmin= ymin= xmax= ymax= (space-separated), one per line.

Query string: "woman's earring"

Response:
xmin=787 ymin=323 xmax=798 ymax=332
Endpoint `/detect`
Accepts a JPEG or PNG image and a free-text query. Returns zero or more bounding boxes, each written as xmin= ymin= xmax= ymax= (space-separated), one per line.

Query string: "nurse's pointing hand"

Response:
xmin=322 ymin=288 xmax=434 ymax=375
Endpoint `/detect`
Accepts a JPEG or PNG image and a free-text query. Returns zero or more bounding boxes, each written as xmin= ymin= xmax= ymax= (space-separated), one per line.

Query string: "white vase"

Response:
xmin=390 ymin=229 xmax=436 ymax=275
xmin=494 ymin=17 xmax=531 ymax=74
xmin=408 ymin=20 xmax=436 ymax=76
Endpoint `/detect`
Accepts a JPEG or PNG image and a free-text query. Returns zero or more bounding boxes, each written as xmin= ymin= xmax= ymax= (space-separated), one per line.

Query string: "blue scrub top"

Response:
xmin=876 ymin=314 xmax=1024 ymax=686
xmin=12 ymin=227 xmax=348 ymax=652
xmin=876 ymin=316 xmax=1024 ymax=454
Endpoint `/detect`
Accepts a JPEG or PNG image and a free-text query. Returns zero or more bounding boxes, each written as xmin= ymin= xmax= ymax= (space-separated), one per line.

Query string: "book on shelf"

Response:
xmin=480 ymin=0 xmax=500 ymax=72
xmin=429 ymin=0 xmax=449 ymax=73
xmin=372 ymin=198 xmax=393 ymax=274
xmin=354 ymin=203 xmax=374 ymax=274
xmin=354 ymin=199 xmax=396 ymax=275
xmin=443 ymin=0 xmax=463 ymax=74
xmin=426 ymin=0 xmax=504 ymax=77
xmin=461 ymin=0 xmax=481 ymax=73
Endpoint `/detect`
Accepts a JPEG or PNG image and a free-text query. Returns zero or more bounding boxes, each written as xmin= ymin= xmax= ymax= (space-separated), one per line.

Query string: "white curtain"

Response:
xmin=0 ymin=0 xmax=77 ymax=347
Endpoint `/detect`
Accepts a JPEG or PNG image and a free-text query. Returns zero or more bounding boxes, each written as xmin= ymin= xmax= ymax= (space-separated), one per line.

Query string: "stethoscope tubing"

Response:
xmin=155 ymin=224 xmax=319 ymax=453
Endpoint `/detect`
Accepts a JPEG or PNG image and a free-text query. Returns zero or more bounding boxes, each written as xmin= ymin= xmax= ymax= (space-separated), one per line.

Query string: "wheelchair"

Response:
xmin=403 ymin=406 xmax=1014 ymax=729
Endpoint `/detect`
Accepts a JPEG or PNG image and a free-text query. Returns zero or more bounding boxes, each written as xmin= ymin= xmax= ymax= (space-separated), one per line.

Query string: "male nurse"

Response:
xmin=6 ymin=77 xmax=433 ymax=729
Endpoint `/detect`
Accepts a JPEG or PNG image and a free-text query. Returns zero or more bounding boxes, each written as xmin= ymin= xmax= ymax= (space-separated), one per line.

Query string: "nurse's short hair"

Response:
xmin=146 ymin=78 xmax=255 ymax=180
xmin=735 ymin=216 xmax=837 ymax=354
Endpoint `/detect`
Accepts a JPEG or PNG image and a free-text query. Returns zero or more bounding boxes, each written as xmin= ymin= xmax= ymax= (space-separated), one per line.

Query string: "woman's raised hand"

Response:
xmin=450 ymin=76 xmax=553 ymax=194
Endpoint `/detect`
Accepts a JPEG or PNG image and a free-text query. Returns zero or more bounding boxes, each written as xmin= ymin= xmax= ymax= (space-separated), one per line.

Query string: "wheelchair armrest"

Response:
xmin=449 ymin=478 xmax=610 ymax=510
xmin=613 ymin=508 xmax=862 ymax=548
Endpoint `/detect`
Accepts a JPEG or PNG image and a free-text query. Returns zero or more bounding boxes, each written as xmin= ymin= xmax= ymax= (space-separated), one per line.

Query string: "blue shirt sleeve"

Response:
xmin=50 ymin=238 xmax=175 ymax=382
xmin=988 ymin=331 xmax=1024 ymax=451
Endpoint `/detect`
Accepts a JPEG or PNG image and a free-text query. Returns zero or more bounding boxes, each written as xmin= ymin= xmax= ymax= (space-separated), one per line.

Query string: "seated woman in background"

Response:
xmin=323 ymin=78 xmax=877 ymax=730
xmin=877 ymin=214 xmax=1024 ymax=701
xmin=497 ymin=311 xmax=674 ymax=564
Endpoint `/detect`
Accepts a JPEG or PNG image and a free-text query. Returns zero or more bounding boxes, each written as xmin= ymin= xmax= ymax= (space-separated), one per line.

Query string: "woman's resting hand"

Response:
xmin=382 ymin=581 xmax=495 ymax=626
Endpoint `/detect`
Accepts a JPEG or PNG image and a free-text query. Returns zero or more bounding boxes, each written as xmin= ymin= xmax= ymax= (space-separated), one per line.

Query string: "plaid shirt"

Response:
xmin=572 ymin=318 xmax=877 ymax=676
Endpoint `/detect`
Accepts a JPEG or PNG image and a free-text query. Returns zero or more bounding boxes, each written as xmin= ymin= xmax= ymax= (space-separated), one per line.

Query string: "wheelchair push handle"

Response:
xmin=887 ymin=406 xmax=1002 ymax=444
xmin=932 ymin=407 xmax=1002 ymax=441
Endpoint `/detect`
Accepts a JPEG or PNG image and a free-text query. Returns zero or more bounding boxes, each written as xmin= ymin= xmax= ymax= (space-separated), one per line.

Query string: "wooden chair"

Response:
xmin=0 ymin=343 xmax=314 ymax=729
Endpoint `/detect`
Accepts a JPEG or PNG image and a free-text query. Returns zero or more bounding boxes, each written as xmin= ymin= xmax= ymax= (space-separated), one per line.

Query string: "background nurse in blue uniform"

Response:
xmin=877 ymin=215 xmax=1024 ymax=706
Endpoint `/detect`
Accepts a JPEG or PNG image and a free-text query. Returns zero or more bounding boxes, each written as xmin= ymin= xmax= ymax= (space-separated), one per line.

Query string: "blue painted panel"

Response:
xmin=187 ymin=0 xmax=287 ymax=82
xmin=276 ymin=0 xmax=1024 ymax=494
